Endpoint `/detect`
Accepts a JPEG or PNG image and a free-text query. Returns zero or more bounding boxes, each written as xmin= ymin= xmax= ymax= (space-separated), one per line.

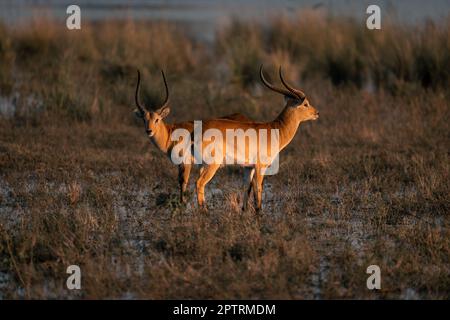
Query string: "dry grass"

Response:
xmin=0 ymin=15 xmax=449 ymax=299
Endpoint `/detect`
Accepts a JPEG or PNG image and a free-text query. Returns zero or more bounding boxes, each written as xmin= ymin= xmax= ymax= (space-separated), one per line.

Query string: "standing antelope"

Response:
xmin=133 ymin=70 xmax=249 ymax=203
xmin=193 ymin=65 xmax=319 ymax=211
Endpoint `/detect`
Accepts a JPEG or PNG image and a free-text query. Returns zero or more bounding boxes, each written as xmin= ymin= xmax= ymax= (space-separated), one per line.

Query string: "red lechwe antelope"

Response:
xmin=133 ymin=70 xmax=249 ymax=203
xmin=193 ymin=65 xmax=319 ymax=211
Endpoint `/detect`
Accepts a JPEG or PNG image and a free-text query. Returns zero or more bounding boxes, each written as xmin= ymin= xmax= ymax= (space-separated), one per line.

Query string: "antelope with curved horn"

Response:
xmin=133 ymin=70 xmax=249 ymax=203
xmin=193 ymin=65 xmax=319 ymax=211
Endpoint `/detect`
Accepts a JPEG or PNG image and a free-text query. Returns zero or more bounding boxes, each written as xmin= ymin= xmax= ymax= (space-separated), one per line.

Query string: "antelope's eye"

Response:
xmin=155 ymin=118 xmax=159 ymax=123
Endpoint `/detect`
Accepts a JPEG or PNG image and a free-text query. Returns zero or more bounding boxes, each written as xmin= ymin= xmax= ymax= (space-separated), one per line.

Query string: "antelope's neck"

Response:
xmin=151 ymin=121 xmax=172 ymax=154
xmin=273 ymin=108 xmax=301 ymax=150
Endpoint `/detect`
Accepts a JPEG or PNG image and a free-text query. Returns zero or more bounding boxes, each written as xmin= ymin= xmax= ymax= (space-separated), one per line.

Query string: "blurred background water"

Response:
xmin=1 ymin=0 xmax=449 ymax=41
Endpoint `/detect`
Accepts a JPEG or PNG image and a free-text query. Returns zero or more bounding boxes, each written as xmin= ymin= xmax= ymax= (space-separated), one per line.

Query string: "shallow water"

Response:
xmin=1 ymin=0 xmax=449 ymax=41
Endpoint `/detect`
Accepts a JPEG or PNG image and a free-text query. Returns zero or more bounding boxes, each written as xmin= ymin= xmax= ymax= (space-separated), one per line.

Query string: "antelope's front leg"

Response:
xmin=178 ymin=164 xmax=192 ymax=203
xmin=252 ymin=166 xmax=265 ymax=212
xmin=195 ymin=164 xmax=220 ymax=210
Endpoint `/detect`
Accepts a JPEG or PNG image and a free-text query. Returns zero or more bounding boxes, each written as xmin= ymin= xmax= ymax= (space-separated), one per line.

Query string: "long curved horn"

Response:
xmin=279 ymin=66 xmax=306 ymax=100
xmin=160 ymin=69 xmax=169 ymax=108
xmin=135 ymin=70 xmax=146 ymax=113
xmin=259 ymin=65 xmax=297 ymax=99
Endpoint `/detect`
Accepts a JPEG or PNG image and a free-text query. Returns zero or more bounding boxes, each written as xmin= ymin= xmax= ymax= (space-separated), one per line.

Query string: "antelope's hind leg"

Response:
xmin=242 ymin=167 xmax=255 ymax=211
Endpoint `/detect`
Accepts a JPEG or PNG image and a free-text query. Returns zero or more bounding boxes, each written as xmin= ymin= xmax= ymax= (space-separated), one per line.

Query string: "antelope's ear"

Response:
xmin=134 ymin=108 xmax=144 ymax=119
xmin=283 ymin=95 xmax=297 ymax=107
xmin=157 ymin=106 xmax=170 ymax=119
